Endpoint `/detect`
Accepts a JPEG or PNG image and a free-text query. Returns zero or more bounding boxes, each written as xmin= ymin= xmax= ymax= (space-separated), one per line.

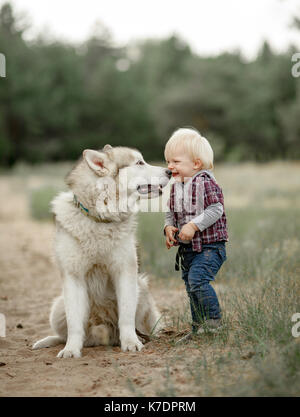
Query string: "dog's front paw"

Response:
xmin=120 ymin=335 xmax=144 ymax=352
xmin=57 ymin=346 xmax=82 ymax=358
xmin=32 ymin=339 xmax=46 ymax=350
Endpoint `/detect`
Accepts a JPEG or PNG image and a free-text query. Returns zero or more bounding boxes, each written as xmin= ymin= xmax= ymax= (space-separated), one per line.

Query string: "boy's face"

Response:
xmin=166 ymin=149 xmax=202 ymax=182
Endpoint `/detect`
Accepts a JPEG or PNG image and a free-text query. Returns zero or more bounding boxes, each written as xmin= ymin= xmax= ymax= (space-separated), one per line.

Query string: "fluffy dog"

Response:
xmin=33 ymin=145 xmax=171 ymax=358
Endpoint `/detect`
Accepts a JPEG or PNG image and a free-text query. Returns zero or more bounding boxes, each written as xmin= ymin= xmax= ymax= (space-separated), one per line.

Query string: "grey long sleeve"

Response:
xmin=164 ymin=209 xmax=175 ymax=230
xmin=191 ymin=202 xmax=223 ymax=232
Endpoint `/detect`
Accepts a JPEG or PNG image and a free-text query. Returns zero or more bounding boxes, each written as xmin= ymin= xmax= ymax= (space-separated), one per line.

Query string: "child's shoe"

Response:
xmin=197 ymin=318 xmax=223 ymax=334
xmin=175 ymin=319 xmax=223 ymax=344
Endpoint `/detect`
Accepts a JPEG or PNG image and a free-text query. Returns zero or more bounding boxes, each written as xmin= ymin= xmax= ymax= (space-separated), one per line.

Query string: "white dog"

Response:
xmin=33 ymin=145 xmax=171 ymax=358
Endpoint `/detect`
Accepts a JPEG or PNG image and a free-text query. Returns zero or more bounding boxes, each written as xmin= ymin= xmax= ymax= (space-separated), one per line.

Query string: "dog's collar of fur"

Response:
xmin=73 ymin=194 xmax=112 ymax=223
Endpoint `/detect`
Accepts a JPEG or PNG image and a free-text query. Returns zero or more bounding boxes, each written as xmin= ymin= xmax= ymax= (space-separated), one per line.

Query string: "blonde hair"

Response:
xmin=164 ymin=127 xmax=214 ymax=170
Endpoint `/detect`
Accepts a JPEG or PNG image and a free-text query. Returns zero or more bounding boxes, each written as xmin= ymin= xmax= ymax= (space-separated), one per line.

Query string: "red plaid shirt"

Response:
xmin=168 ymin=172 xmax=228 ymax=252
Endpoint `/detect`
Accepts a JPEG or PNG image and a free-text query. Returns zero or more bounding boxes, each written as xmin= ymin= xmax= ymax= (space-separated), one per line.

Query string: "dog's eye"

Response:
xmin=136 ymin=160 xmax=145 ymax=165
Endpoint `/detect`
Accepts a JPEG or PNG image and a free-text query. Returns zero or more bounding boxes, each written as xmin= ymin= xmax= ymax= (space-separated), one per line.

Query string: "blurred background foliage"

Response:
xmin=0 ymin=2 xmax=300 ymax=167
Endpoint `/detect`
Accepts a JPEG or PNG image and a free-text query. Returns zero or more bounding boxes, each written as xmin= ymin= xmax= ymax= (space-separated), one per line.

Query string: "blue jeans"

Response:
xmin=178 ymin=241 xmax=227 ymax=332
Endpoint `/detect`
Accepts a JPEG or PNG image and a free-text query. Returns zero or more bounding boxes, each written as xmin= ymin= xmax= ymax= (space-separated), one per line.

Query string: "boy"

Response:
xmin=164 ymin=127 xmax=228 ymax=342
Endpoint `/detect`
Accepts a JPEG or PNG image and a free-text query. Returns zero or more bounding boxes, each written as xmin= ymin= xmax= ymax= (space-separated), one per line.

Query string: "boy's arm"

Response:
xmin=189 ymin=202 xmax=223 ymax=232
xmin=164 ymin=210 xmax=175 ymax=233
xmin=164 ymin=192 xmax=175 ymax=234
xmin=189 ymin=176 xmax=224 ymax=231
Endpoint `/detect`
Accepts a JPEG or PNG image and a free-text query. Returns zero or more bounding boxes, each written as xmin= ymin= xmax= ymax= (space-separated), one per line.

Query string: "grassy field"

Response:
xmin=1 ymin=160 xmax=300 ymax=396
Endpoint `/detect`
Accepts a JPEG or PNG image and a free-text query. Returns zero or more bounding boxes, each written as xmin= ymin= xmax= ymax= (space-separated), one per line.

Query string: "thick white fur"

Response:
xmin=33 ymin=146 xmax=169 ymax=358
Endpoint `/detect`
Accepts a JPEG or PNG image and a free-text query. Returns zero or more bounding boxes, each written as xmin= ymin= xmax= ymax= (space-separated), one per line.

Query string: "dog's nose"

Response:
xmin=165 ymin=169 xmax=172 ymax=178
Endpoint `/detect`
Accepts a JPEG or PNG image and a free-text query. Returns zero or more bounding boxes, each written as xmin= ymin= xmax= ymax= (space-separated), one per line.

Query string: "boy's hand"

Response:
xmin=178 ymin=222 xmax=198 ymax=241
xmin=165 ymin=226 xmax=179 ymax=249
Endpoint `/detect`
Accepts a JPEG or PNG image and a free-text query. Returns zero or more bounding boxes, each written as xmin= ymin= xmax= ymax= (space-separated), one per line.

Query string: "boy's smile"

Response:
xmin=166 ymin=149 xmax=202 ymax=182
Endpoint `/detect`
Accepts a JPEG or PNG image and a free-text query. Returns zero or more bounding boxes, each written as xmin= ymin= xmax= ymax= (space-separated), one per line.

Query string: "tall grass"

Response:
xmin=137 ymin=205 xmax=300 ymax=396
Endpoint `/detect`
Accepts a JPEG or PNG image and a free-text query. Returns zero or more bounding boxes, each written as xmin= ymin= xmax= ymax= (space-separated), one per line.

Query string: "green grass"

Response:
xmin=30 ymin=185 xmax=61 ymax=220
xmin=138 ymin=206 xmax=300 ymax=279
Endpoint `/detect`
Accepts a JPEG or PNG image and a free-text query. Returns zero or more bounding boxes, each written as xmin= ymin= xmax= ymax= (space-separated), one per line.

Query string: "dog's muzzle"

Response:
xmin=137 ymin=170 xmax=171 ymax=196
xmin=137 ymin=184 xmax=163 ymax=195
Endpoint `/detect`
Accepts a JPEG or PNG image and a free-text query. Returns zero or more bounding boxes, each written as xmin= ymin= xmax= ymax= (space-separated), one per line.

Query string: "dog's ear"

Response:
xmin=103 ymin=144 xmax=113 ymax=152
xmin=83 ymin=149 xmax=110 ymax=176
